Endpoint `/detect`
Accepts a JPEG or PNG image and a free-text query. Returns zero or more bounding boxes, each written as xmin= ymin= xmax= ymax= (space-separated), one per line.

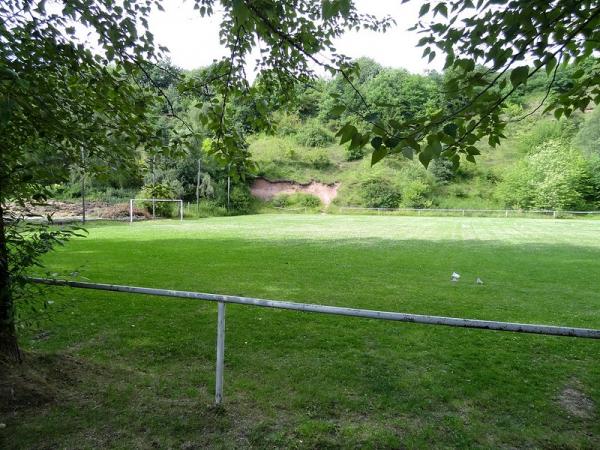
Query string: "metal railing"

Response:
xmin=28 ymin=277 xmax=600 ymax=405
xmin=337 ymin=206 xmax=600 ymax=218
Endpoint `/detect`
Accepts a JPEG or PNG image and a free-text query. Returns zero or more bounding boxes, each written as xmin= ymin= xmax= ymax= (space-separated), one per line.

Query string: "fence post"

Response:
xmin=553 ymin=210 xmax=557 ymax=219
xmin=215 ymin=301 xmax=226 ymax=405
xmin=129 ymin=199 xmax=133 ymax=224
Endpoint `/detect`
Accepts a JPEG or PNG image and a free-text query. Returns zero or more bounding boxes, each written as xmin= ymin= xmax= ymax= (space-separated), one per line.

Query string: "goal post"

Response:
xmin=129 ymin=198 xmax=184 ymax=223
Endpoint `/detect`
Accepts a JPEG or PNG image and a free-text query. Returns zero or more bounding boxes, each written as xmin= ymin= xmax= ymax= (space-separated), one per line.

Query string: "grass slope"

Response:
xmin=4 ymin=215 xmax=600 ymax=448
xmin=249 ymin=97 xmax=588 ymax=210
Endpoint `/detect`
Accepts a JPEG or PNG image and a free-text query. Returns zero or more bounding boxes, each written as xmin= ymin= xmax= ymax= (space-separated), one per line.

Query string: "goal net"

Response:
xmin=129 ymin=198 xmax=183 ymax=222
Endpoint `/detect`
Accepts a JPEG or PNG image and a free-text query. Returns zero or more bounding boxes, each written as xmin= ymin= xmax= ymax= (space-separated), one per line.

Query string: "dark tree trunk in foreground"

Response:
xmin=0 ymin=201 xmax=21 ymax=362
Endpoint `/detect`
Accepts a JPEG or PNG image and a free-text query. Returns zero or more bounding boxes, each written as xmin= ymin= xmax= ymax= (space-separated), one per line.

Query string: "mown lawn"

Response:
xmin=3 ymin=215 xmax=600 ymax=449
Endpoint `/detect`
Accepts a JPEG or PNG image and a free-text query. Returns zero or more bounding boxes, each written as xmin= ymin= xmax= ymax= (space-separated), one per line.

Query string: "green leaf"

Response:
xmin=419 ymin=3 xmax=430 ymax=16
xmin=371 ymin=146 xmax=388 ymax=165
xmin=371 ymin=136 xmax=383 ymax=150
xmin=330 ymin=104 xmax=345 ymax=116
xmin=419 ymin=149 xmax=433 ymax=168
xmin=401 ymin=147 xmax=414 ymax=160
xmin=510 ymin=65 xmax=529 ymax=88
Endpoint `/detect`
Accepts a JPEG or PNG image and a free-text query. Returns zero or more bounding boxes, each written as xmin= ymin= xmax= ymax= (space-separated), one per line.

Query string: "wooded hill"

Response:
xmin=53 ymin=57 xmax=600 ymax=213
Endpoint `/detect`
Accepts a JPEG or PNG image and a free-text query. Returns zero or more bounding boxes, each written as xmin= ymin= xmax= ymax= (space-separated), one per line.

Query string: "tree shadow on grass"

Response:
xmin=10 ymin=236 xmax=600 ymax=448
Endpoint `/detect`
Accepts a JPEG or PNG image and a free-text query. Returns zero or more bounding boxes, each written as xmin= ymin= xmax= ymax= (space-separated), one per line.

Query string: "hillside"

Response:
xmin=250 ymin=93 xmax=599 ymax=211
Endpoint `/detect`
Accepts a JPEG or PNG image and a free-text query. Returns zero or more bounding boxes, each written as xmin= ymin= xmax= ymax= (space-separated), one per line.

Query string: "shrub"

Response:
xmin=429 ymin=158 xmax=455 ymax=184
xmin=401 ymin=179 xmax=431 ymax=208
xmin=138 ymin=182 xmax=178 ymax=217
xmin=276 ymin=112 xmax=301 ymax=136
xmin=309 ymin=150 xmax=331 ymax=169
xmin=345 ymin=146 xmax=365 ymax=161
xmin=575 ymin=106 xmax=600 ymax=156
xmin=496 ymin=139 xmax=588 ymax=210
xmin=228 ymin=185 xmax=253 ymax=213
xmin=272 ymin=194 xmax=290 ymax=208
xmin=295 ymin=120 xmax=334 ymax=147
xmin=293 ymin=193 xmax=321 ymax=208
xmin=272 ymin=193 xmax=321 ymax=208
xmin=361 ymin=178 xmax=401 ymax=208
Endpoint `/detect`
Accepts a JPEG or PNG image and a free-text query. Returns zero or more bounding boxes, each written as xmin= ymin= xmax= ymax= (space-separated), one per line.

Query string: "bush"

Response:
xmin=295 ymin=120 xmax=334 ymax=147
xmin=275 ymin=112 xmax=301 ymax=136
xmin=272 ymin=192 xmax=321 ymax=208
xmin=401 ymin=179 xmax=431 ymax=208
xmin=187 ymin=200 xmax=228 ymax=218
xmin=309 ymin=150 xmax=331 ymax=169
xmin=138 ymin=182 xmax=179 ymax=217
xmin=496 ymin=139 xmax=589 ymax=210
xmin=429 ymin=158 xmax=455 ymax=184
xmin=228 ymin=185 xmax=253 ymax=213
xmin=272 ymin=194 xmax=290 ymax=208
xmin=293 ymin=193 xmax=321 ymax=207
xmin=361 ymin=178 xmax=401 ymax=208
xmin=575 ymin=106 xmax=600 ymax=156
xmin=345 ymin=146 xmax=365 ymax=161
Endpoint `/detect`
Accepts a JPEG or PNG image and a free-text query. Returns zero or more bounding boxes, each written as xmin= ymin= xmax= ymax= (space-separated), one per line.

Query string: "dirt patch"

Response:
xmin=251 ymin=177 xmax=339 ymax=205
xmin=558 ymin=380 xmax=596 ymax=419
xmin=7 ymin=200 xmax=149 ymax=221
xmin=0 ymin=352 xmax=93 ymax=416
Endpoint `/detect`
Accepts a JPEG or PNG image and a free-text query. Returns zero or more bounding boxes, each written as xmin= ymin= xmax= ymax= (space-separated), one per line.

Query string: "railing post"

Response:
xmin=215 ymin=301 xmax=226 ymax=405
xmin=129 ymin=199 xmax=133 ymax=224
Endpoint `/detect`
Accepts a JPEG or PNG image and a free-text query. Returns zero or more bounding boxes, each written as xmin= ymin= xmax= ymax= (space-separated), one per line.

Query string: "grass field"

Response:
xmin=3 ymin=215 xmax=600 ymax=449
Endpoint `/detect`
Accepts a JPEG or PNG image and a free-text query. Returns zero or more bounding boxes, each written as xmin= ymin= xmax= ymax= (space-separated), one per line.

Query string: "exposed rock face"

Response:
xmin=250 ymin=178 xmax=339 ymax=205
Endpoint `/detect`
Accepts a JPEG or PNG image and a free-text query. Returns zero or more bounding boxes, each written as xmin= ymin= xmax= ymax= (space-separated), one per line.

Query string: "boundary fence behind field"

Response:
xmin=334 ymin=206 xmax=600 ymax=219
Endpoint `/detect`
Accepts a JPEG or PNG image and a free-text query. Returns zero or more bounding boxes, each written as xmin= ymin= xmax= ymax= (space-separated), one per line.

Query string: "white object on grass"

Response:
xmin=451 ymin=272 xmax=461 ymax=282
xmin=476 ymin=278 xmax=484 ymax=285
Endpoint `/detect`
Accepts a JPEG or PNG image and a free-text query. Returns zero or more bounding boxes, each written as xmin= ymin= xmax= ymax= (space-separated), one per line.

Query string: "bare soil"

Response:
xmin=8 ymin=200 xmax=149 ymax=221
xmin=558 ymin=379 xmax=596 ymax=419
xmin=251 ymin=177 xmax=339 ymax=205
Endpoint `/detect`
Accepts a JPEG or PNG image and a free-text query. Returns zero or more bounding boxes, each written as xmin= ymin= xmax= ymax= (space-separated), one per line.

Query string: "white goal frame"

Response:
xmin=129 ymin=198 xmax=183 ymax=223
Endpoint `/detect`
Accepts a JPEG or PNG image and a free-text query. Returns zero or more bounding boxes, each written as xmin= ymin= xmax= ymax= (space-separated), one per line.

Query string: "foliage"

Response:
xmin=139 ymin=183 xmax=179 ymax=217
xmin=323 ymin=1 xmax=600 ymax=169
xmin=0 ymin=0 xmax=170 ymax=359
xmin=272 ymin=193 xmax=322 ymax=209
xmin=228 ymin=185 xmax=253 ymax=214
xmin=497 ymin=140 xmax=590 ymax=210
xmin=309 ymin=150 xmax=332 ymax=170
xmin=429 ymin=158 xmax=456 ymax=185
xmin=401 ymin=179 xmax=432 ymax=208
xmin=574 ymin=106 xmax=600 ymax=156
xmin=345 ymin=146 xmax=365 ymax=161
xmin=361 ymin=179 xmax=401 ymax=208
xmin=295 ymin=120 xmax=334 ymax=147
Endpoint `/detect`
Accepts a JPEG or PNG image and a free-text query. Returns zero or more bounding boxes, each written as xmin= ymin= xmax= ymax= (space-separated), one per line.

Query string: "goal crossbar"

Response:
xmin=129 ymin=198 xmax=183 ymax=222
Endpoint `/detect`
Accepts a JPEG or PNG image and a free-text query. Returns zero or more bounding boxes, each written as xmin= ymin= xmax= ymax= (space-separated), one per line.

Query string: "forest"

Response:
xmin=51 ymin=57 xmax=600 ymax=215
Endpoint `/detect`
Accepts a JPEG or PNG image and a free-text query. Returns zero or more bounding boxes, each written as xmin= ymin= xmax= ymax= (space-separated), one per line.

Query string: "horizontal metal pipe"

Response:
xmin=130 ymin=199 xmax=183 ymax=203
xmin=27 ymin=277 xmax=600 ymax=339
xmin=339 ymin=206 xmax=600 ymax=215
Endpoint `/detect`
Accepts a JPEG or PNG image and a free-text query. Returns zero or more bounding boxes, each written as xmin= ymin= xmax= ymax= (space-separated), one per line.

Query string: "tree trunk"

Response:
xmin=0 ymin=201 xmax=21 ymax=362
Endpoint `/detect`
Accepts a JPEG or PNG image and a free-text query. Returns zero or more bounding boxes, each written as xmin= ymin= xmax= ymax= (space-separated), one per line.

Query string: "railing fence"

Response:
xmin=28 ymin=277 xmax=600 ymax=406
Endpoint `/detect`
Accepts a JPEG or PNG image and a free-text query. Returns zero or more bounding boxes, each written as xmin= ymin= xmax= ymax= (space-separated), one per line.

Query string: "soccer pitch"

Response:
xmin=7 ymin=215 xmax=600 ymax=448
